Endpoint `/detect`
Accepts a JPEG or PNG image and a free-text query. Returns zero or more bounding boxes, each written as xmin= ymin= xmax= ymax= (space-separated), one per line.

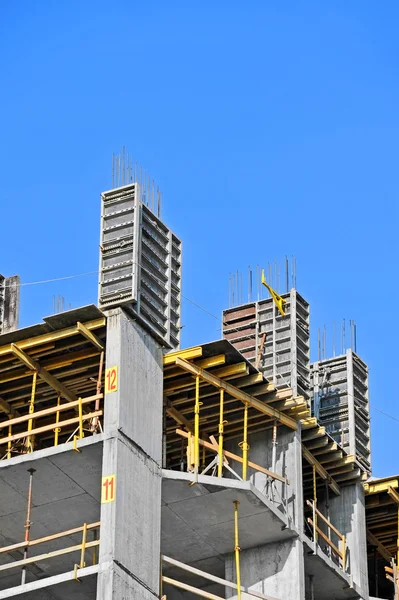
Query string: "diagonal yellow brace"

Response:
xmin=261 ymin=270 xmax=286 ymax=316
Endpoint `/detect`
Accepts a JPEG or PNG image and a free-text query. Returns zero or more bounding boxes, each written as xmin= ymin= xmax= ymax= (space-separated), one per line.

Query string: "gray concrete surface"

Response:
xmin=96 ymin=309 xmax=163 ymax=600
xmin=329 ymin=481 xmax=369 ymax=598
xmin=303 ymin=535 xmax=362 ymax=600
xmin=162 ymin=469 xmax=298 ymax=588
xmin=0 ymin=436 xmax=102 ymax=599
xmin=225 ymin=538 xmax=304 ymax=600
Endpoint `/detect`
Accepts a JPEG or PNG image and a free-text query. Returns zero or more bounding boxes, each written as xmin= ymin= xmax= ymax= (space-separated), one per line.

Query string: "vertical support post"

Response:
xmin=54 ymin=396 xmax=61 ymax=447
xmin=26 ymin=372 xmax=37 ymax=453
xmin=78 ymin=397 xmax=84 ymax=439
xmin=397 ymin=504 xmax=399 ymax=570
xmin=7 ymin=416 xmax=12 ymax=459
xmin=313 ymin=464 xmax=318 ymax=550
xmin=21 ymin=468 xmax=35 ymax=585
xmin=80 ymin=522 xmax=88 ymax=568
xmin=341 ymin=535 xmax=346 ymax=571
xmin=194 ymin=376 xmax=200 ymax=481
xmin=240 ymin=403 xmax=249 ymax=481
xmin=233 ymin=500 xmax=241 ymax=600
xmin=217 ymin=389 xmax=224 ymax=478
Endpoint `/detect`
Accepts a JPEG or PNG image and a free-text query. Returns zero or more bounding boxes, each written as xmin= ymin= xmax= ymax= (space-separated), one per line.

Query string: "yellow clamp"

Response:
xmin=261 ymin=269 xmax=286 ymax=316
xmin=219 ymin=420 xmax=228 ymax=434
xmin=238 ymin=441 xmax=250 ymax=451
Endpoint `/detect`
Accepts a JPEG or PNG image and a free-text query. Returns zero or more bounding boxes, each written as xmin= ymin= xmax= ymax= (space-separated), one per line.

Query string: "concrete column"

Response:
xmin=329 ymin=480 xmax=369 ymax=598
xmin=224 ymin=424 xmax=305 ymax=600
xmin=225 ymin=538 xmax=305 ymax=600
xmin=96 ymin=308 xmax=163 ymax=600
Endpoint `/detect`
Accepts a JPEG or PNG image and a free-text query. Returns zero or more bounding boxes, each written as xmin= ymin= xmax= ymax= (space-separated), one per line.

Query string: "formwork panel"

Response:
xmin=222 ymin=290 xmax=310 ymax=399
xmin=98 ymin=183 xmax=181 ymax=348
xmin=311 ymin=350 xmax=370 ymax=470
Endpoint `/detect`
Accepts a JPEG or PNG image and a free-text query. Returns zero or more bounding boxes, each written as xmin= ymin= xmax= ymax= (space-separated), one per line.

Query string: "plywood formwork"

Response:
xmin=222 ymin=290 xmax=310 ymax=400
xmin=311 ymin=350 xmax=370 ymax=471
xmin=98 ymin=183 xmax=181 ymax=349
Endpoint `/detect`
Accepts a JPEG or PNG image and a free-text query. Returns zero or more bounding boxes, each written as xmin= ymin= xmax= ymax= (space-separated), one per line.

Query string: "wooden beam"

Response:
xmin=11 ymin=344 xmax=78 ymax=403
xmin=166 ymin=402 xmax=193 ymax=433
xmin=76 ymin=322 xmax=104 ymax=351
xmin=163 ymin=346 xmax=202 ymax=366
xmin=365 ymin=479 xmax=399 ymax=495
xmin=0 ymin=318 xmax=106 ymax=357
xmin=302 ymin=444 xmax=340 ymax=495
xmin=367 ymin=529 xmax=392 ymax=563
xmin=176 ymin=428 xmax=286 ymax=483
xmin=0 ymin=396 xmax=20 ymax=417
xmin=164 ymin=363 xmax=249 ymax=393
xmin=0 ymin=410 xmax=102 ymax=445
xmin=175 ymin=357 xmax=297 ymax=430
xmin=388 ymin=487 xmax=399 ymax=505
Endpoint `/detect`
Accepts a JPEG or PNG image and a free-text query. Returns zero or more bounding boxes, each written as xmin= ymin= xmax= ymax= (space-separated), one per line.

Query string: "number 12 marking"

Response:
xmin=105 ymin=366 xmax=118 ymax=393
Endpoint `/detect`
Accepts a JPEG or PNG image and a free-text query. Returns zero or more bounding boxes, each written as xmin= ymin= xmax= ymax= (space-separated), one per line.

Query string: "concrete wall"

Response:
xmin=0 ymin=275 xmax=20 ymax=334
xmin=225 ymin=424 xmax=304 ymax=530
xmin=96 ymin=308 xmax=163 ymax=600
xmin=329 ymin=481 xmax=369 ymax=599
xmin=225 ymin=538 xmax=305 ymax=600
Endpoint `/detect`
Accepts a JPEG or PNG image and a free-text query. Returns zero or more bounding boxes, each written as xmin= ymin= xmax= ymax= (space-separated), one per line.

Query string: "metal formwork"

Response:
xmin=222 ymin=289 xmax=310 ymax=399
xmin=0 ymin=275 xmax=20 ymax=334
xmin=311 ymin=350 xmax=370 ymax=470
xmin=98 ymin=183 xmax=182 ymax=348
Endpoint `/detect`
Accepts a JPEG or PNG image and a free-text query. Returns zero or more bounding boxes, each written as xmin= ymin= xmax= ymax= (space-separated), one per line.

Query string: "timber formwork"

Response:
xmin=365 ymin=475 xmax=399 ymax=599
xmin=222 ymin=290 xmax=311 ymax=400
xmin=0 ymin=307 xmax=369 ymax=600
xmin=311 ymin=350 xmax=371 ymax=471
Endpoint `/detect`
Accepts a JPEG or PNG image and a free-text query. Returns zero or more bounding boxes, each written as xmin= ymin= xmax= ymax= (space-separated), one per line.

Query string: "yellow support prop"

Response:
xmin=233 ymin=500 xmax=241 ymax=600
xmin=80 ymin=522 xmax=88 ymax=568
xmin=313 ymin=464 xmax=318 ymax=541
xmin=217 ymin=389 xmax=225 ymax=478
xmin=239 ymin=403 xmax=249 ymax=481
xmin=27 ymin=372 xmax=37 ymax=453
xmin=261 ymin=269 xmax=286 ymax=316
xmin=78 ymin=397 xmax=84 ymax=439
xmin=7 ymin=418 xmax=12 ymax=459
xmin=54 ymin=396 xmax=61 ymax=447
xmin=194 ymin=376 xmax=200 ymax=476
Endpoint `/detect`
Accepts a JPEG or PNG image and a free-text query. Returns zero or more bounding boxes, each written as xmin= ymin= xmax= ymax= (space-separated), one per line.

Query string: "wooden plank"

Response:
xmin=306 ymin=500 xmax=343 ymax=540
xmin=0 ymin=410 xmax=102 ymax=445
xmin=0 ymin=393 xmax=102 ymax=430
xmin=0 ymin=318 xmax=106 ymax=357
xmin=175 ymin=357 xmax=297 ymax=430
xmin=302 ymin=445 xmax=340 ymax=496
xmin=11 ymin=344 xmax=78 ymax=403
xmin=308 ymin=518 xmax=343 ymax=559
xmin=0 ymin=521 xmax=100 ymax=555
xmin=76 ymin=322 xmax=104 ymax=351
xmin=163 ymin=347 xmax=203 ymax=366
xmin=367 ymin=529 xmax=392 ymax=562
xmin=166 ymin=404 xmax=193 ymax=433
xmin=0 ymin=540 xmax=99 ymax=573
xmin=388 ymin=486 xmax=399 ymax=505
xmin=176 ymin=428 xmax=286 ymax=483
xmin=164 ymin=363 xmax=249 ymax=393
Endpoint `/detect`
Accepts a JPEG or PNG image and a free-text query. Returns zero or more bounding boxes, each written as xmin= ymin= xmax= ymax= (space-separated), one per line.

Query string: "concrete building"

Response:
xmin=0 ymin=275 xmax=20 ymax=334
xmin=0 ymin=181 xmax=396 ymax=600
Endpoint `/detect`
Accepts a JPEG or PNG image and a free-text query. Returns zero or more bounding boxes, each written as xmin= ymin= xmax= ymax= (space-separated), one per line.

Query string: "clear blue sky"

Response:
xmin=1 ymin=2 xmax=398 ymax=477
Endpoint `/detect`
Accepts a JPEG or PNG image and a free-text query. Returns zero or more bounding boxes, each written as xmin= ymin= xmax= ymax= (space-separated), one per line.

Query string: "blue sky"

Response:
xmin=1 ymin=2 xmax=398 ymax=476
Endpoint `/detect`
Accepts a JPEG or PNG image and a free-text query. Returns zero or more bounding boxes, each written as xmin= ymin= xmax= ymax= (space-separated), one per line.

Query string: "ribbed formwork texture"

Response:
xmin=98 ymin=183 xmax=182 ymax=348
xmin=0 ymin=275 xmax=20 ymax=334
xmin=222 ymin=290 xmax=310 ymax=399
xmin=311 ymin=350 xmax=370 ymax=470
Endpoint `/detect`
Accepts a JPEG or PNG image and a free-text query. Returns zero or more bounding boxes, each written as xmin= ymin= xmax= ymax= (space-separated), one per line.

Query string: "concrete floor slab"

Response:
xmin=303 ymin=535 xmax=362 ymax=600
xmin=0 ymin=439 xmax=103 ymax=598
xmin=162 ymin=469 xmax=298 ymax=584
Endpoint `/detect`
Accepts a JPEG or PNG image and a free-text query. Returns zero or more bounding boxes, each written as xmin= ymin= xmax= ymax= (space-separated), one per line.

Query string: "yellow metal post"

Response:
xmin=233 ymin=500 xmax=241 ymax=600
xmin=239 ymin=403 xmax=249 ymax=481
xmin=27 ymin=372 xmax=37 ymax=453
xmin=54 ymin=396 xmax=61 ymax=447
xmin=78 ymin=397 xmax=84 ymax=439
xmin=397 ymin=505 xmax=399 ymax=569
xmin=218 ymin=389 xmax=225 ymax=477
xmin=194 ymin=376 xmax=200 ymax=477
xmin=313 ymin=464 xmax=318 ymax=541
xmin=80 ymin=522 xmax=88 ymax=568
xmin=7 ymin=417 xmax=12 ymax=459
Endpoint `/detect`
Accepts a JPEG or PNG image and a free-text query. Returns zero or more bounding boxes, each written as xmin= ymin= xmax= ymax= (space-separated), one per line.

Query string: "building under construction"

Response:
xmin=0 ymin=173 xmax=397 ymax=600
